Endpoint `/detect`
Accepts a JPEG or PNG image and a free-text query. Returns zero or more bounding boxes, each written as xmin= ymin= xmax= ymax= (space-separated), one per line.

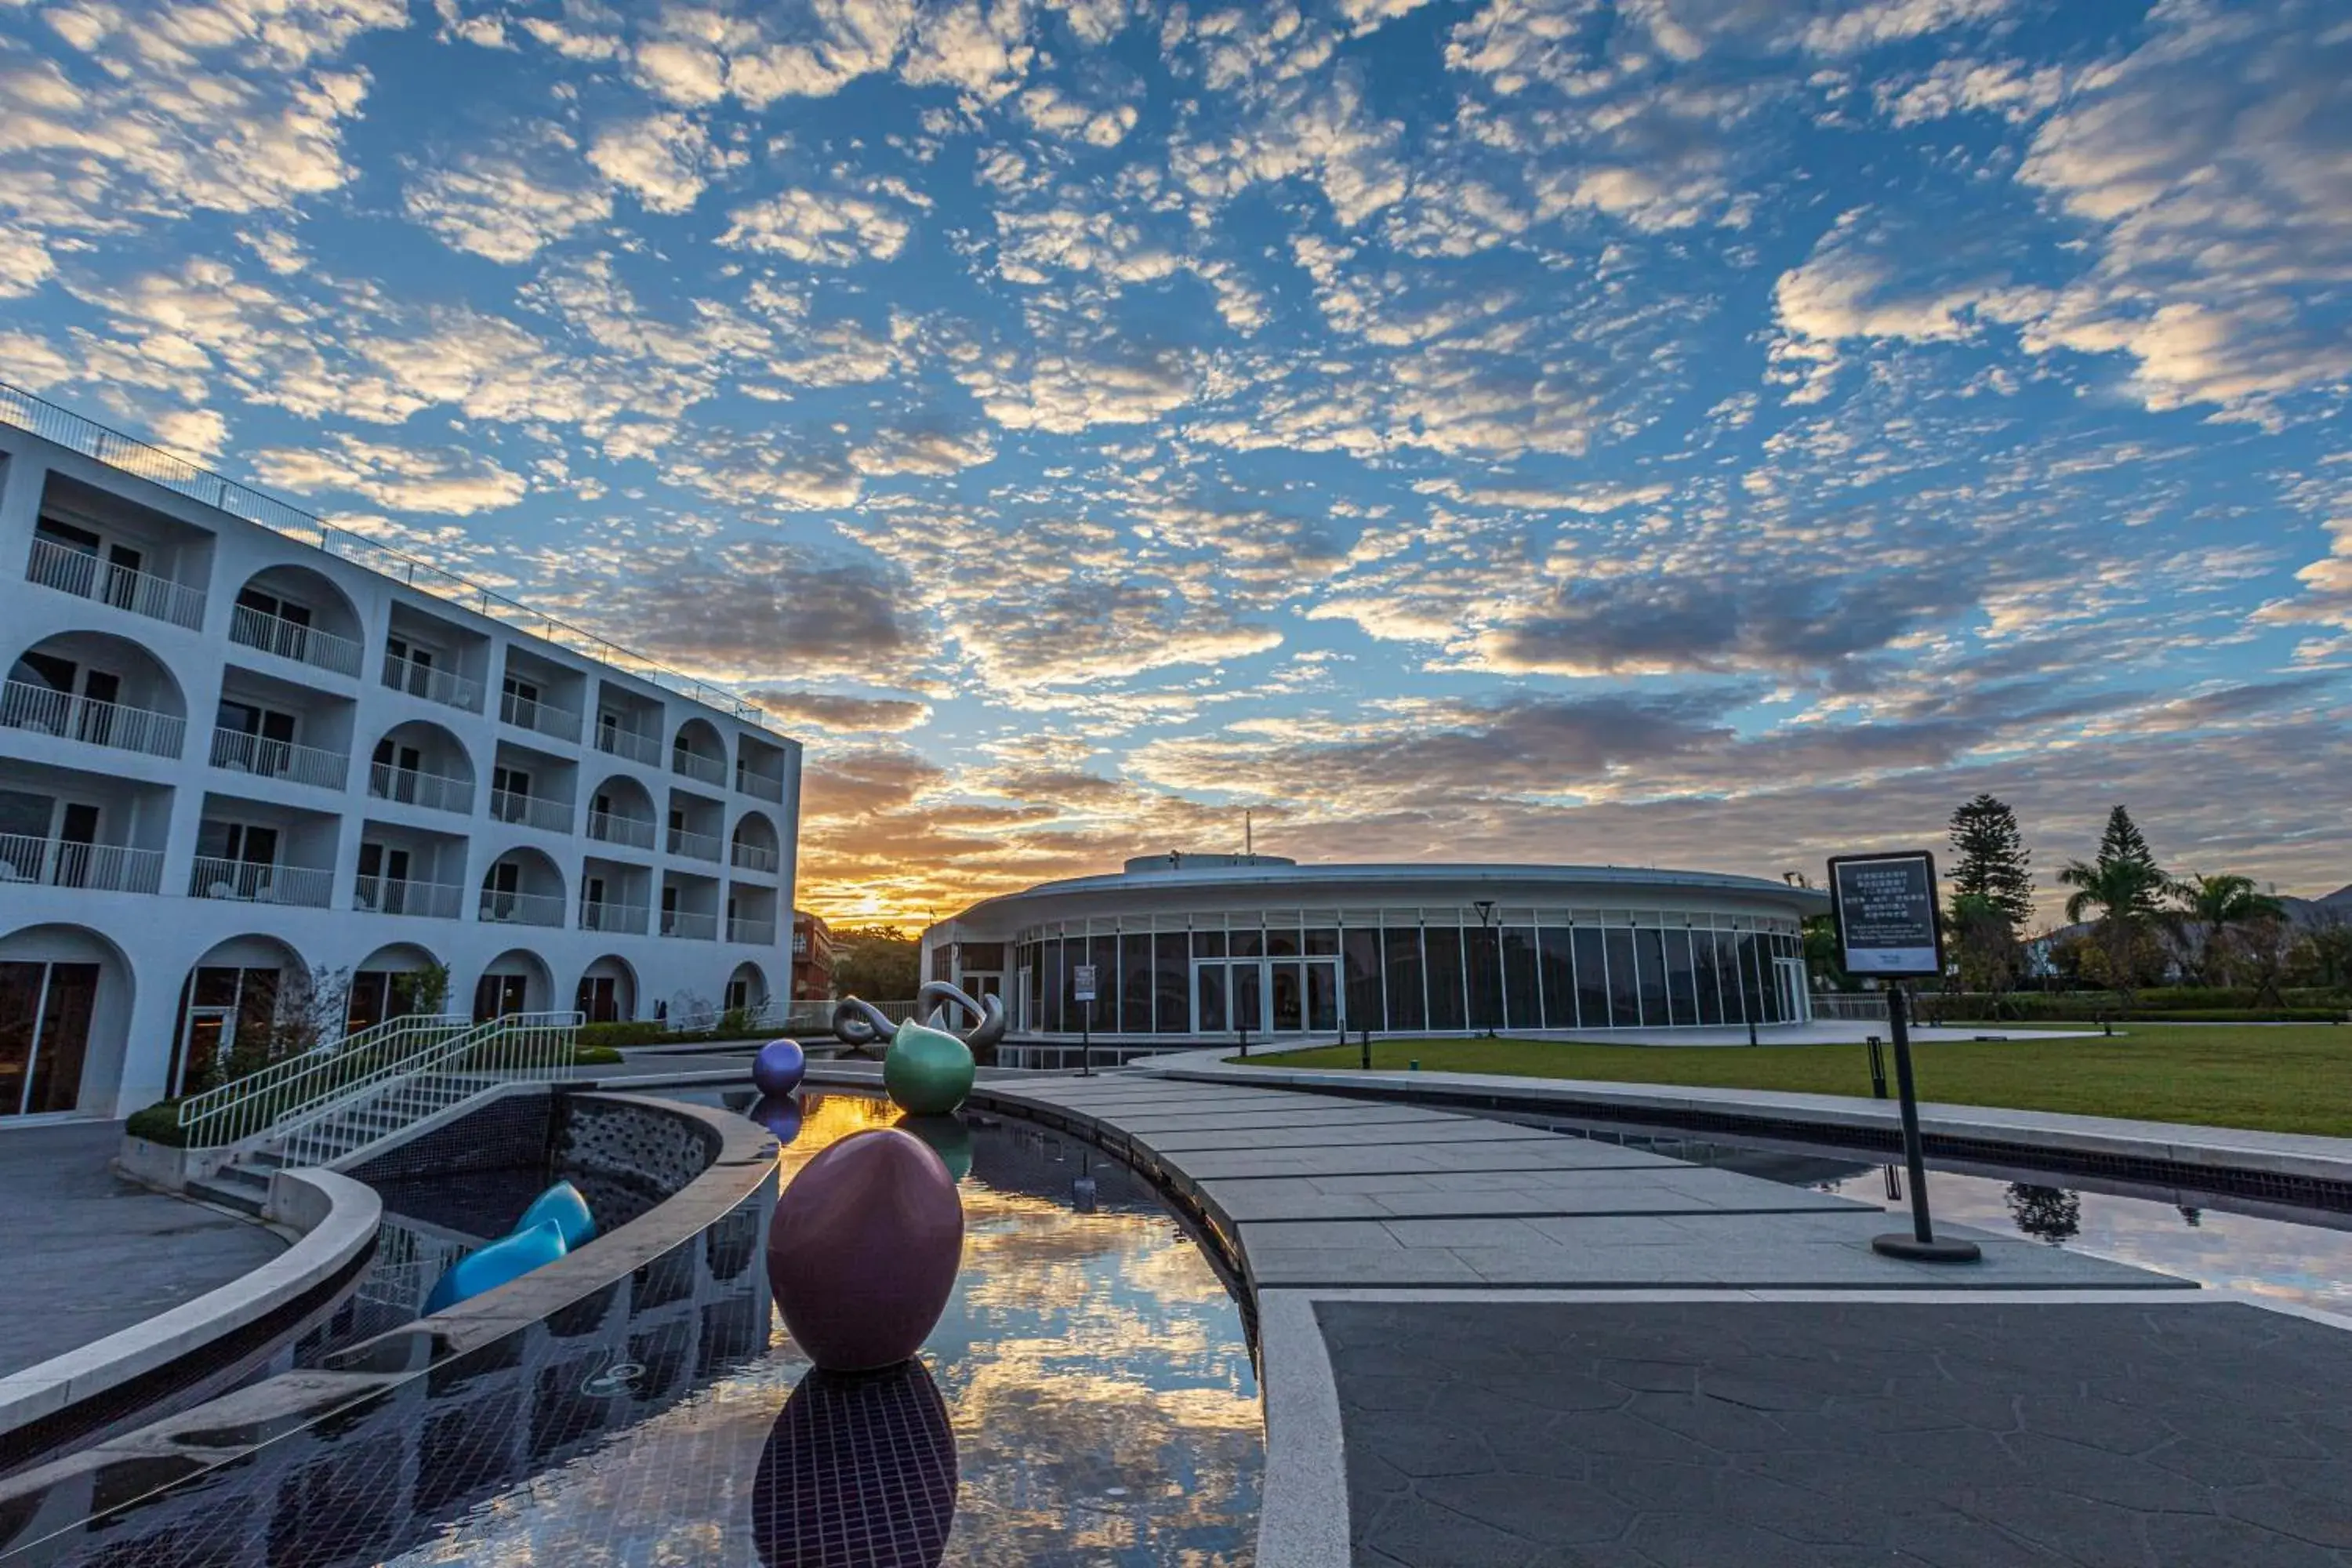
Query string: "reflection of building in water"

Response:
xmin=923 ymin=854 xmax=1828 ymax=1046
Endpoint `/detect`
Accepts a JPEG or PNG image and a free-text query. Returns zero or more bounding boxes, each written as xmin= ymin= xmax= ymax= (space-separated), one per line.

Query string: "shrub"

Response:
xmin=125 ymin=1099 xmax=187 ymax=1147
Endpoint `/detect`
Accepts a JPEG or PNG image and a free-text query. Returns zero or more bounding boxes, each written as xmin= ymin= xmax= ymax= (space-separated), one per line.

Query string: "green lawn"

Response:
xmin=1234 ymin=1024 xmax=2352 ymax=1138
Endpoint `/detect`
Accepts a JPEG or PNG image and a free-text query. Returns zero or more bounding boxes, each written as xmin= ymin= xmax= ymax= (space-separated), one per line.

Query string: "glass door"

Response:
xmin=1267 ymin=959 xmax=1341 ymax=1033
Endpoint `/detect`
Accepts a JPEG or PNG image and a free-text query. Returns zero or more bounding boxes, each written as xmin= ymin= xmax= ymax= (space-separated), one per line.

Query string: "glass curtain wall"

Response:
xmin=1008 ymin=913 xmax=1805 ymax=1035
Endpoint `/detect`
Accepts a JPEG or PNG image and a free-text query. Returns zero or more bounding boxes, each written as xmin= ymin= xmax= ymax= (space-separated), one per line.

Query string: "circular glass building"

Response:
xmin=920 ymin=855 xmax=1831 ymax=1044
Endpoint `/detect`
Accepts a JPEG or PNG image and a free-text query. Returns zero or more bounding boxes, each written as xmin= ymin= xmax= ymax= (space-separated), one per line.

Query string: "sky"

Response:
xmin=2 ymin=0 xmax=2348 ymax=928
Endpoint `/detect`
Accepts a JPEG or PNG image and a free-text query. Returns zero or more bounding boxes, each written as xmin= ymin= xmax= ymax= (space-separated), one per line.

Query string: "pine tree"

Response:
xmin=2096 ymin=804 xmax=2156 ymax=873
xmin=1947 ymin=794 xmax=2034 ymax=935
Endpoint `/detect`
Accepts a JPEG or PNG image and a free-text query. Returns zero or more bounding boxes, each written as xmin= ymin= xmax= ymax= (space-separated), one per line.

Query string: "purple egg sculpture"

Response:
xmin=752 ymin=1037 xmax=807 ymax=1098
xmin=767 ymin=1128 xmax=963 ymax=1371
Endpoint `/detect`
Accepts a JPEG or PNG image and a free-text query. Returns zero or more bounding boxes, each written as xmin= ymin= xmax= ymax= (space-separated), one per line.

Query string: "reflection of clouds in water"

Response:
xmin=1825 ymin=1167 xmax=2352 ymax=1314
xmin=389 ymin=1091 xmax=1259 ymax=1566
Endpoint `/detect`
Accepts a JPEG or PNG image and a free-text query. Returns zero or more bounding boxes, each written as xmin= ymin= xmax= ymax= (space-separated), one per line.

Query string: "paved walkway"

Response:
xmin=0 ymin=1121 xmax=285 ymax=1379
xmin=946 ymin=1069 xmax=2352 ymax=1568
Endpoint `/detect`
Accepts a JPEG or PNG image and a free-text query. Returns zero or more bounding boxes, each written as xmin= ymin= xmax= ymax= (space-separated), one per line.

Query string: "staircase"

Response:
xmin=186 ymin=1073 xmax=499 ymax=1216
xmin=176 ymin=1011 xmax=583 ymax=1214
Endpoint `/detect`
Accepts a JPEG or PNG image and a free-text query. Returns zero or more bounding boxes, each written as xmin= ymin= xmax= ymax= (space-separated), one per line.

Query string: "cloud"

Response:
xmin=719 ymin=188 xmax=914 ymax=265
xmin=959 ymin=347 xmax=1198 ymax=434
xmin=248 ymin=432 xmax=529 ymax=514
xmin=582 ymin=542 xmax=930 ymax=684
xmin=403 ymin=123 xmax=612 ymax=262
xmin=587 ymin=111 xmax=720 ymax=215
xmin=745 ymin=689 xmax=935 ymax=732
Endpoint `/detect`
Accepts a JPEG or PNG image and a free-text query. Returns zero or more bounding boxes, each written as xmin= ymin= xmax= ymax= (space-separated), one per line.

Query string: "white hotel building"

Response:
xmin=0 ymin=391 xmax=803 ymax=1123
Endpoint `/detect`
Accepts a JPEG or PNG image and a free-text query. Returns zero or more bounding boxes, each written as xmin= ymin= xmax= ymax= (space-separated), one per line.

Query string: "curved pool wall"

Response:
xmin=0 ymin=1093 xmax=777 ymax=1565
xmin=0 ymin=1090 xmax=1264 ymax=1567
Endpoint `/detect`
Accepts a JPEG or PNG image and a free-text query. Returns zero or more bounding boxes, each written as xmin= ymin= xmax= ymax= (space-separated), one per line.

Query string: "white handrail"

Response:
xmin=368 ymin=759 xmax=474 ymax=814
xmin=210 ymin=725 xmax=349 ymax=789
xmin=736 ymin=768 xmax=785 ymax=802
xmin=580 ymin=899 xmax=649 ymax=934
xmin=491 ymin=788 xmax=572 ymax=833
xmin=661 ymin=909 xmax=718 ymax=939
xmin=0 ymin=831 xmax=164 ymax=893
xmin=586 ymin=809 xmax=656 ymax=849
xmin=672 ymin=749 xmax=727 ymax=786
xmin=228 ymin=603 xmax=363 ymax=677
xmin=354 ymin=874 xmax=465 ymax=918
xmin=189 ymin=856 xmax=335 ymax=907
xmin=24 ymin=535 xmax=208 ymax=630
xmin=596 ymin=724 xmax=664 ymax=765
xmin=271 ymin=1011 xmax=582 ymax=1169
xmin=499 ymin=688 xmax=583 ymax=743
xmin=2 ymin=678 xmax=185 ymax=758
xmin=381 ymin=650 xmax=482 ymax=712
xmin=667 ymin=825 xmax=723 ymax=862
xmin=730 ymin=839 xmax=780 ymax=873
xmin=177 ymin=1012 xmax=467 ymax=1148
xmin=478 ymin=886 xmax=566 ymax=926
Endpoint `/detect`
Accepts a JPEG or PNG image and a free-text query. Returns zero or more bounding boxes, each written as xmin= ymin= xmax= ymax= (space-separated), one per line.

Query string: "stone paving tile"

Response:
xmin=1322 ymin=1300 xmax=2352 ymax=1568
xmin=1175 ymin=1139 xmax=1684 ymax=1180
xmin=1093 ymin=1106 xmax=1457 ymax=1133
xmin=1138 ymin=1121 xmax=1557 ymax=1153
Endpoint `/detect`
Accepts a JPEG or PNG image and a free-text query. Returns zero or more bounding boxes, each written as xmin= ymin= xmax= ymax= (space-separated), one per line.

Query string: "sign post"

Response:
xmin=1073 ymin=964 xmax=1097 ymax=1076
xmin=1828 ymin=851 xmax=1980 ymax=1263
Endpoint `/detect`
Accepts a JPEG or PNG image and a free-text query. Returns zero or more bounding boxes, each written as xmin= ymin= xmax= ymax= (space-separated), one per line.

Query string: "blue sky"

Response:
xmin=3 ymin=0 xmax=2347 ymax=923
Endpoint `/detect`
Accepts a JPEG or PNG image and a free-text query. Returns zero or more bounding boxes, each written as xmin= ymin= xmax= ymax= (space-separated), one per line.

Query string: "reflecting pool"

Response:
xmin=383 ymin=1091 xmax=1262 ymax=1566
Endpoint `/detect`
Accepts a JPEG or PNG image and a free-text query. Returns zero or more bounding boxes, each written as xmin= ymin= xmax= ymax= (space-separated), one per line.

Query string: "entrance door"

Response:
xmin=2 ymin=960 xmax=101 ymax=1116
xmin=576 ymin=975 xmax=619 ymax=1022
xmin=53 ymin=803 xmax=98 ymax=889
xmin=1775 ymin=958 xmax=1808 ymax=1025
xmin=473 ymin=971 xmax=528 ymax=1021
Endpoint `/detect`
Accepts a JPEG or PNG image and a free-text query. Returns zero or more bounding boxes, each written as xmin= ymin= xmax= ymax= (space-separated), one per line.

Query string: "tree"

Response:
xmin=832 ymin=925 xmax=922 ymax=1000
xmin=1948 ymin=891 xmax=2023 ymax=1008
xmin=2167 ymin=873 xmax=2286 ymax=986
xmin=1947 ymin=794 xmax=2034 ymax=936
xmin=2291 ymin=910 xmax=2352 ymax=992
xmin=2057 ymin=808 xmax=2169 ymax=1000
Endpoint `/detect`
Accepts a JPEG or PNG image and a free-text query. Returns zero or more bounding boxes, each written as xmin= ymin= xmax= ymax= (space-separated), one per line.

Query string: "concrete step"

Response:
xmin=188 ymin=1169 xmax=269 ymax=1218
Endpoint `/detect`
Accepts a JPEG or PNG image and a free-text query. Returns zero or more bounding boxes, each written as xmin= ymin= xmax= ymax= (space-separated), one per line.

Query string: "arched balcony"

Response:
xmin=229 ymin=564 xmax=365 ymax=679
xmin=479 ymin=847 xmax=567 ymax=928
xmin=3 ymin=630 xmax=187 ymax=760
xmin=730 ymin=810 xmax=781 ymax=876
xmin=367 ymin=720 xmax=477 ymax=815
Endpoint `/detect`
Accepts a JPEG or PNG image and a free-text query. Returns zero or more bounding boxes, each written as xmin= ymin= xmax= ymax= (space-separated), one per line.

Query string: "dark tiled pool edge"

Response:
xmin=0 ymin=1093 xmax=776 ymax=1565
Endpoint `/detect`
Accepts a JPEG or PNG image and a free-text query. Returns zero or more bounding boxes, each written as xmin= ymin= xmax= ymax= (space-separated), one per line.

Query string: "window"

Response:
xmin=2 ymin=960 xmax=100 ymax=1116
xmin=1424 ymin=925 xmax=1467 ymax=1031
xmin=1382 ymin=926 xmax=1425 ymax=1031
xmin=493 ymin=764 xmax=532 ymax=800
xmin=1633 ymin=928 xmax=1669 ymax=1025
xmin=1501 ymin=927 xmax=1541 ymax=1030
xmin=196 ymin=821 xmax=278 ymax=866
xmin=237 ymin=586 xmax=310 ymax=628
xmin=1604 ymin=927 xmax=1639 ymax=1027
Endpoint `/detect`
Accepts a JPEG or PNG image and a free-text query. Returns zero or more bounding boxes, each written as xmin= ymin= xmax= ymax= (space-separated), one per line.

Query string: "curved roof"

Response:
xmin=942 ymin=861 xmax=1830 ymax=931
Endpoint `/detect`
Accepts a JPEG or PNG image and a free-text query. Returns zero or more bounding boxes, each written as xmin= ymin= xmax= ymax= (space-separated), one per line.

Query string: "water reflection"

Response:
xmin=2004 ymin=1184 xmax=2082 ymax=1246
xmin=749 ymin=1093 xmax=804 ymax=1145
xmin=755 ymin=1363 xmax=957 ymax=1568
xmin=383 ymin=1091 xmax=1261 ymax=1566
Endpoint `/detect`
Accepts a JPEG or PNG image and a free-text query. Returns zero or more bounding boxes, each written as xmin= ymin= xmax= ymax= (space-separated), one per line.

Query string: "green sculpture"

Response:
xmin=884 ymin=1021 xmax=975 ymax=1116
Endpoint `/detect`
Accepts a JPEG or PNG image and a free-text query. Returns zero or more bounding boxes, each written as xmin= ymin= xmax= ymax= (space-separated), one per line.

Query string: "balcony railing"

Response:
xmin=2 ymin=679 xmax=185 ymax=759
xmin=728 ymin=915 xmax=778 ymax=946
xmin=586 ymin=809 xmax=655 ymax=850
xmin=490 ymin=788 xmax=572 ymax=833
xmin=580 ymin=900 xmax=650 ymax=935
xmin=660 ymin=909 xmax=718 ymax=940
xmin=381 ymin=650 xmax=481 ymax=713
xmin=731 ymin=840 xmax=780 ymax=873
xmin=479 ymin=887 xmax=565 ymax=927
xmin=735 ymin=768 xmax=785 ymax=803
xmin=354 ymin=875 xmax=464 ymax=919
xmin=188 ymin=856 xmax=335 ymax=907
xmin=368 ymin=760 xmax=474 ymax=815
xmin=0 ymin=833 xmax=164 ymax=894
xmin=210 ymin=727 xmax=350 ymax=790
xmin=499 ymin=689 xmax=582 ymax=744
xmin=666 ymin=825 xmax=722 ymax=862
xmin=671 ymin=749 xmax=727 ymax=787
xmin=228 ymin=603 xmax=363 ymax=678
xmin=595 ymin=725 xmax=663 ymax=766
xmin=25 ymin=535 xmax=207 ymax=630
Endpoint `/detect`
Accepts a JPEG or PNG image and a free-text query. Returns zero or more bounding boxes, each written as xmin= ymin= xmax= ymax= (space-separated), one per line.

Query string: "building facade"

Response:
xmin=0 ymin=394 xmax=803 ymax=1121
xmin=922 ymin=855 xmax=1828 ymax=1043
xmin=790 ymin=911 xmax=837 ymax=1000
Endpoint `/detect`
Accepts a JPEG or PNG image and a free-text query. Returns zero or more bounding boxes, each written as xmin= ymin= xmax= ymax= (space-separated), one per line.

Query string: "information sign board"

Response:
xmin=1828 ymin=851 xmax=1944 ymax=978
xmin=1072 ymin=964 xmax=1098 ymax=1003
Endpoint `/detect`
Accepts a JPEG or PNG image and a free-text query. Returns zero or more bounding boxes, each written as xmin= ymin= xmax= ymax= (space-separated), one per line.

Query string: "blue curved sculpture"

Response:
xmin=514 ymin=1180 xmax=596 ymax=1250
xmin=752 ymin=1037 xmax=806 ymax=1098
xmin=423 ymin=1218 xmax=568 ymax=1315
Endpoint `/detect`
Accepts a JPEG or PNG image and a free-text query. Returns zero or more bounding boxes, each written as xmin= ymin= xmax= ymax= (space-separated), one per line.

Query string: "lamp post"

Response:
xmin=1474 ymin=899 xmax=1498 ymax=1038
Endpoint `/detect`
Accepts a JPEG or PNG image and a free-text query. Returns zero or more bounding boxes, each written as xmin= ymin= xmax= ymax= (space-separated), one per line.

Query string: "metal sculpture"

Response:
xmin=766 ymin=1128 xmax=963 ymax=1371
xmin=884 ymin=1020 xmax=975 ymax=1116
xmin=829 ymin=981 xmax=1006 ymax=1057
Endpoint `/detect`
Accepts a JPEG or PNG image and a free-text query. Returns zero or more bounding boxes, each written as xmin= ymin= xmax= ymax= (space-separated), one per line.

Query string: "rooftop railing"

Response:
xmin=228 ymin=603 xmax=363 ymax=678
xmin=2 ymin=380 xmax=777 ymax=728
xmin=24 ymin=534 xmax=208 ymax=631
xmin=2 ymin=679 xmax=185 ymax=759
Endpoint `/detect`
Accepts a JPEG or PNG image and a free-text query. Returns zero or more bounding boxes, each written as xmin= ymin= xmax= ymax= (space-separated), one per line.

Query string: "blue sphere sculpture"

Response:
xmin=752 ymin=1036 xmax=807 ymax=1098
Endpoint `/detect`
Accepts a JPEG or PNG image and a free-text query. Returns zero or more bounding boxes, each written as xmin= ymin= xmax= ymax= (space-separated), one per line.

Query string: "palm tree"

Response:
xmin=2057 ymin=855 xmax=2169 ymax=999
xmin=2169 ymin=873 xmax=2286 ymax=987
